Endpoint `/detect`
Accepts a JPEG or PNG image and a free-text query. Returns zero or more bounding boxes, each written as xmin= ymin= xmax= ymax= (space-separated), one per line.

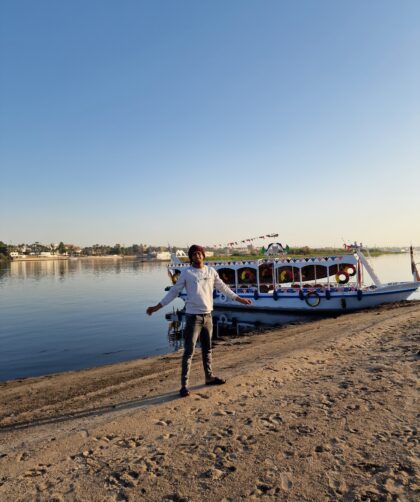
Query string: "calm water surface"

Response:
xmin=0 ymin=254 xmax=418 ymax=381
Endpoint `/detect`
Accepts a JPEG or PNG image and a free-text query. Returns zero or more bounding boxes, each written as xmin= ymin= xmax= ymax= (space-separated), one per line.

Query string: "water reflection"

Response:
xmin=166 ymin=308 xmax=319 ymax=349
xmin=0 ymin=264 xmax=8 ymax=283
xmin=0 ymin=258 xmax=168 ymax=284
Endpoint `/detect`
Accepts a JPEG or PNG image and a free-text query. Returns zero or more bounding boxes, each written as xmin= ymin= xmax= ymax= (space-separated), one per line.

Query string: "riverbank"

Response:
xmin=0 ymin=302 xmax=419 ymax=501
xmin=9 ymin=255 xmax=163 ymax=262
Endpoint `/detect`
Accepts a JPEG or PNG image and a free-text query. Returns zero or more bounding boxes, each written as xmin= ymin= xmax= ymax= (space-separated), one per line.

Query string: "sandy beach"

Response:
xmin=0 ymin=302 xmax=419 ymax=501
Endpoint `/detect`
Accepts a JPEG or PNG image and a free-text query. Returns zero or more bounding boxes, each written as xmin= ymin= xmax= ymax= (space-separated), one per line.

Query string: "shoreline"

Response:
xmin=0 ymin=301 xmax=419 ymax=500
xmin=9 ymin=256 xmax=163 ymax=263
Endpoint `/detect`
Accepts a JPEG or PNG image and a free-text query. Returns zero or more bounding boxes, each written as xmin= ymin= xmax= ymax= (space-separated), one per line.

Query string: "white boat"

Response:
xmin=167 ymin=245 xmax=420 ymax=313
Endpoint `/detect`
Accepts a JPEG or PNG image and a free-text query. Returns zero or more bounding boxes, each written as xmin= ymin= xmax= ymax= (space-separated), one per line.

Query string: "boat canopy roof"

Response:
xmin=169 ymin=254 xmax=358 ymax=270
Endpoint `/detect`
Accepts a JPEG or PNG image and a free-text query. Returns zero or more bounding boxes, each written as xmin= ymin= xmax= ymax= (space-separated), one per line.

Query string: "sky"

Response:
xmin=1 ymin=0 xmax=419 ymax=248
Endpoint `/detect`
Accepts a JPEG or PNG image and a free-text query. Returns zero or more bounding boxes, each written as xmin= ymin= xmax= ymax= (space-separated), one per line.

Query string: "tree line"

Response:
xmin=0 ymin=242 xmax=179 ymax=258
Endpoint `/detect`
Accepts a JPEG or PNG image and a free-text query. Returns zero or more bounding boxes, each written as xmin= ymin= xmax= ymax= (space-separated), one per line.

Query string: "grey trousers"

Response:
xmin=181 ymin=313 xmax=213 ymax=387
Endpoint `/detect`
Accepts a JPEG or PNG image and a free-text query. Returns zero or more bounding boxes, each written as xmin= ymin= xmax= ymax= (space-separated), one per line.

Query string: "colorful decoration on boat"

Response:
xmin=212 ymin=233 xmax=280 ymax=248
xmin=344 ymin=264 xmax=357 ymax=277
xmin=239 ymin=268 xmax=256 ymax=283
xmin=263 ymin=242 xmax=290 ymax=256
xmin=279 ymin=269 xmax=293 ymax=283
xmin=336 ymin=270 xmax=350 ymax=284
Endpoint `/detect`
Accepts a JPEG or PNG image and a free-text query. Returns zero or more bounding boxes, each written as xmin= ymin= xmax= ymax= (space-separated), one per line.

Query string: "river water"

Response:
xmin=0 ymin=253 xmax=418 ymax=381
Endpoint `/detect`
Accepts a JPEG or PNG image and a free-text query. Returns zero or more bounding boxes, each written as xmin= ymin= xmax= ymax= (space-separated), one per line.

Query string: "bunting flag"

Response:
xmin=212 ymin=233 xmax=281 ymax=248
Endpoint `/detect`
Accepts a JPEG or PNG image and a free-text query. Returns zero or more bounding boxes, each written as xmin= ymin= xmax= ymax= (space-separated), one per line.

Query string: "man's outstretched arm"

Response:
xmin=146 ymin=303 xmax=163 ymax=315
xmin=146 ymin=271 xmax=187 ymax=315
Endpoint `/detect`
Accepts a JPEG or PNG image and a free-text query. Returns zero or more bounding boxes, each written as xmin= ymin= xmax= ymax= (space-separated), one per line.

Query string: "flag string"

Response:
xmin=211 ymin=233 xmax=280 ymax=248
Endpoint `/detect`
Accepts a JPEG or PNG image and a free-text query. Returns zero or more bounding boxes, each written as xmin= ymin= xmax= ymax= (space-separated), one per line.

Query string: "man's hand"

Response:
xmin=146 ymin=304 xmax=162 ymax=316
xmin=235 ymin=296 xmax=252 ymax=305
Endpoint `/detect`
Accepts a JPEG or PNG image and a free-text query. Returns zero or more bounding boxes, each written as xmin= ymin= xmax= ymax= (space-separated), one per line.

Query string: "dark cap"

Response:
xmin=188 ymin=244 xmax=205 ymax=262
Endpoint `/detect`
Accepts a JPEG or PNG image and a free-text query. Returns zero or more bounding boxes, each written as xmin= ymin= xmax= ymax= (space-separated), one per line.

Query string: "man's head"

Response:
xmin=188 ymin=244 xmax=205 ymax=266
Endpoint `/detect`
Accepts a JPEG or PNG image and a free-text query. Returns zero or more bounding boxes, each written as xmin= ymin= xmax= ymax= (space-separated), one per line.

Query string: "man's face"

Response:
xmin=191 ymin=250 xmax=204 ymax=267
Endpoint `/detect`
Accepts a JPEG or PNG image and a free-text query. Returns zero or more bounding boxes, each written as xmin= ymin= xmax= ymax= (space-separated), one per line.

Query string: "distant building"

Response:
xmin=156 ymin=251 xmax=171 ymax=260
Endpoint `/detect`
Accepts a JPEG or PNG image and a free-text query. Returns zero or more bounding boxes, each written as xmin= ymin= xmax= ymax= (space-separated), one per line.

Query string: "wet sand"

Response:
xmin=0 ymin=302 xmax=419 ymax=501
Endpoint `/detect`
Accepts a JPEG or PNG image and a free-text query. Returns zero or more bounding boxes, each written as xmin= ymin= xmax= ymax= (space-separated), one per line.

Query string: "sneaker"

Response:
xmin=179 ymin=386 xmax=190 ymax=397
xmin=205 ymin=376 xmax=226 ymax=386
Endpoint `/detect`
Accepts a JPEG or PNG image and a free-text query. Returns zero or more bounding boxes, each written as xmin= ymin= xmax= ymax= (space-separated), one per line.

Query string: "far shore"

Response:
xmin=8 ymin=249 xmax=406 ymax=264
xmin=10 ymin=255 xmax=157 ymax=262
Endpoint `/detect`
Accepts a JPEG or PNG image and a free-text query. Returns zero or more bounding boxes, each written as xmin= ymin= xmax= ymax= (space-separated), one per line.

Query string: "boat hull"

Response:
xmin=179 ymin=282 xmax=418 ymax=313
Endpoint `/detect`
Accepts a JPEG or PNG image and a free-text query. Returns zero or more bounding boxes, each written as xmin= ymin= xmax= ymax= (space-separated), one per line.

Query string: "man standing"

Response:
xmin=147 ymin=244 xmax=252 ymax=397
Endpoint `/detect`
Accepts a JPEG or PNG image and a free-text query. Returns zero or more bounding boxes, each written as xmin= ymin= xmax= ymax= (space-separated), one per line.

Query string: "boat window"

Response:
xmin=259 ymin=263 xmax=273 ymax=293
xmin=217 ymin=268 xmax=235 ymax=286
xmin=237 ymin=267 xmax=257 ymax=286
xmin=313 ymin=265 xmax=329 ymax=280
xmin=328 ymin=264 xmax=339 ymax=276
xmin=276 ymin=266 xmax=298 ymax=284
xmin=259 ymin=263 xmax=273 ymax=283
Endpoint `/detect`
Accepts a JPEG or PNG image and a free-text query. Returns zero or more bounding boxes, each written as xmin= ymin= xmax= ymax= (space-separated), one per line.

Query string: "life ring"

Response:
xmin=240 ymin=270 xmax=255 ymax=282
xmin=305 ymin=291 xmax=321 ymax=307
xmin=344 ymin=265 xmax=356 ymax=277
xmin=336 ymin=271 xmax=349 ymax=284
xmin=279 ymin=270 xmax=292 ymax=282
xmin=219 ymin=294 xmax=228 ymax=303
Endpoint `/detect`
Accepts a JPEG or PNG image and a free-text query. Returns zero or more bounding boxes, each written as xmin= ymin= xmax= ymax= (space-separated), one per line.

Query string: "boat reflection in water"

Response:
xmin=166 ymin=308 xmax=322 ymax=349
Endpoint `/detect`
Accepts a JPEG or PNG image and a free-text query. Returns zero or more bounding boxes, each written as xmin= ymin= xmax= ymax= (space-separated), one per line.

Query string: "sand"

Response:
xmin=0 ymin=302 xmax=419 ymax=501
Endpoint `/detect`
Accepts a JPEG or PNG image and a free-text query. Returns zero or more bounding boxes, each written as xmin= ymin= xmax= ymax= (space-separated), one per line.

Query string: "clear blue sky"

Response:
xmin=1 ymin=1 xmax=419 ymax=248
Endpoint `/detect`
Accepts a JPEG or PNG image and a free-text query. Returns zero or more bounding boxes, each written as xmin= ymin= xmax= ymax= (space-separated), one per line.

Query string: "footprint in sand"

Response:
xmin=201 ymin=464 xmax=237 ymax=480
xmin=155 ymin=419 xmax=173 ymax=426
xmin=259 ymin=413 xmax=283 ymax=431
xmin=158 ymin=433 xmax=176 ymax=440
xmin=23 ymin=464 xmax=49 ymax=478
xmin=114 ymin=436 xmax=144 ymax=448
xmin=326 ymin=471 xmax=347 ymax=496
xmin=279 ymin=472 xmax=293 ymax=491
xmin=195 ymin=393 xmax=210 ymax=400
xmin=236 ymin=434 xmax=257 ymax=451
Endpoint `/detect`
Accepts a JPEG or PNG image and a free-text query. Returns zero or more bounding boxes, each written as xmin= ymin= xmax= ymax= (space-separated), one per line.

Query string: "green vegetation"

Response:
xmin=1 ymin=241 xmax=404 ymax=261
xmin=0 ymin=241 xmax=10 ymax=262
xmin=205 ymin=247 xmax=403 ymax=262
